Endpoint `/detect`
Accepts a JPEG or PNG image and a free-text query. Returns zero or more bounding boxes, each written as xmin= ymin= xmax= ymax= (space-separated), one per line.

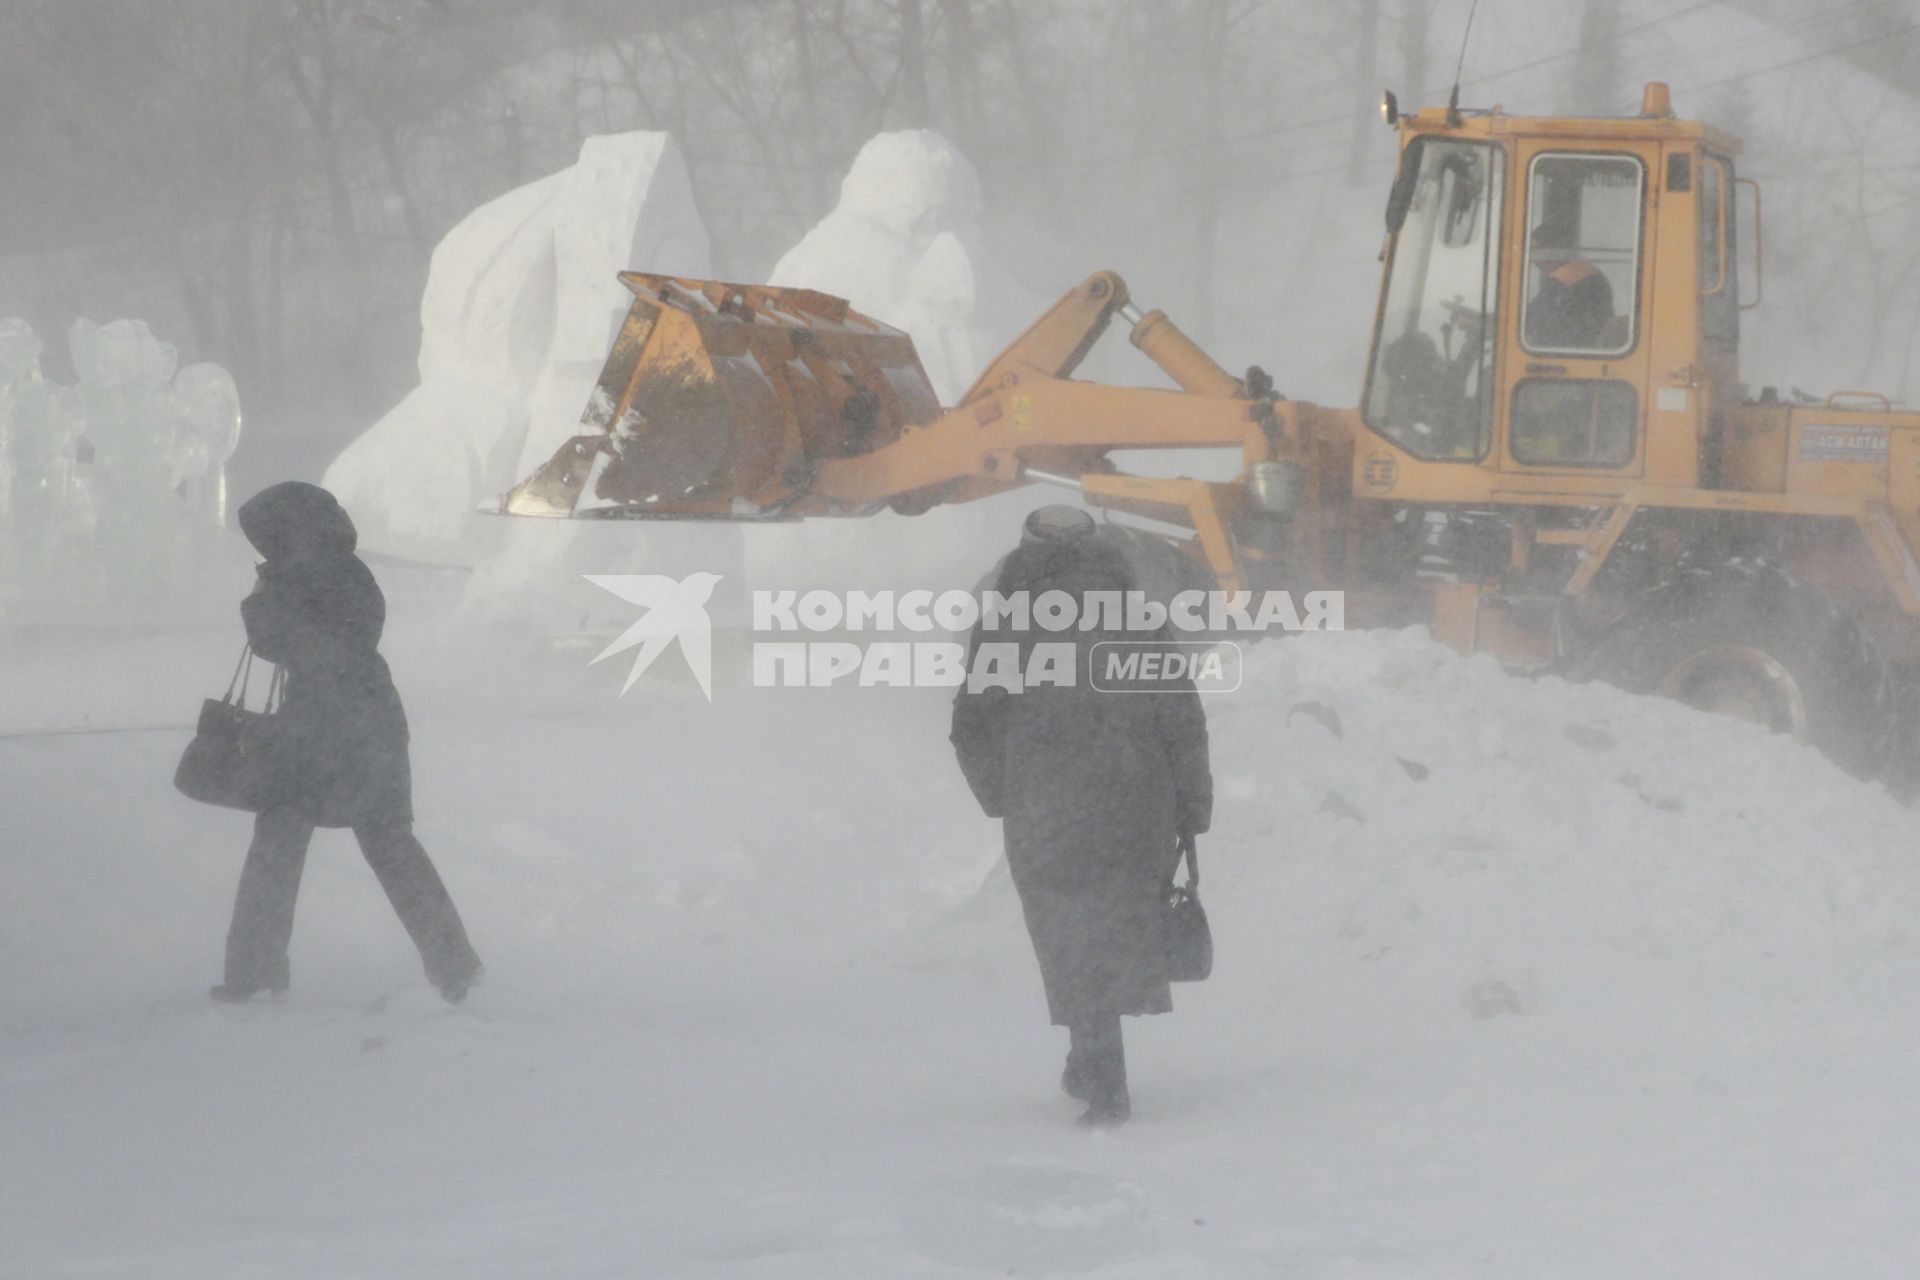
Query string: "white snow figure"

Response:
xmin=752 ymin=131 xmax=1056 ymax=594
xmin=325 ymin=131 xmax=712 ymax=559
xmin=770 ymin=130 xmax=1044 ymax=404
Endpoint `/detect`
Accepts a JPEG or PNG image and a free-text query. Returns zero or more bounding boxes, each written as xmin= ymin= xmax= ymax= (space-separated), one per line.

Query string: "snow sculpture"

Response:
xmin=751 ymin=131 xmax=1054 ymax=593
xmin=769 ymin=130 xmax=1044 ymax=404
xmin=325 ymin=131 xmax=712 ymax=557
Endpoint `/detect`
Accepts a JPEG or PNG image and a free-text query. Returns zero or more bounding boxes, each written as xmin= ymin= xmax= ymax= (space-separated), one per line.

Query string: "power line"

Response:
xmin=982 ymin=0 xmax=1765 ymax=177
xmin=1681 ymin=16 xmax=1920 ymax=93
xmin=1627 ymin=0 xmax=1896 ymax=83
xmin=1458 ymin=0 xmax=1720 ymax=88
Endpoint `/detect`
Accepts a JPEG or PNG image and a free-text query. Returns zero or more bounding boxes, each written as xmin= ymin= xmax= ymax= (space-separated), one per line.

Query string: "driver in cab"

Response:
xmin=1525 ymin=214 xmax=1615 ymax=350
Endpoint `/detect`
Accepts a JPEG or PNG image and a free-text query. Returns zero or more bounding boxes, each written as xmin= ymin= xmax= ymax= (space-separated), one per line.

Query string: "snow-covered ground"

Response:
xmin=6 ymin=578 xmax=1920 ymax=1278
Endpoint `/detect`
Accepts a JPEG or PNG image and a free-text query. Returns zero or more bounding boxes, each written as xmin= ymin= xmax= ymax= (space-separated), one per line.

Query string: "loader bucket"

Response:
xmin=502 ymin=273 xmax=942 ymax=520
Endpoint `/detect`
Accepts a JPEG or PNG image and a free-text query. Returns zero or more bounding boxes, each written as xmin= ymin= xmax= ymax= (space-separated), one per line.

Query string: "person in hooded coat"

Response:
xmin=950 ymin=506 xmax=1213 ymax=1125
xmin=212 ymin=481 xmax=482 ymax=1003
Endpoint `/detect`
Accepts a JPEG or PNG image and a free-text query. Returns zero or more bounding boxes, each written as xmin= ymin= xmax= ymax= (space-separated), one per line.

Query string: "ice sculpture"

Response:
xmin=167 ymin=362 xmax=243 ymax=525
xmin=1 ymin=321 xmax=67 ymax=615
xmin=0 ymin=317 xmax=244 ymax=621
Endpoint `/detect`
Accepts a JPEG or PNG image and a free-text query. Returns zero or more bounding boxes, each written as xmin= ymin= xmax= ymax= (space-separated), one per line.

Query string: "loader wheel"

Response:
xmin=1093 ymin=524 xmax=1218 ymax=604
xmin=1578 ymin=562 xmax=1895 ymax=779
xmin=1655 ymin=645 xmax=1807 ymax=737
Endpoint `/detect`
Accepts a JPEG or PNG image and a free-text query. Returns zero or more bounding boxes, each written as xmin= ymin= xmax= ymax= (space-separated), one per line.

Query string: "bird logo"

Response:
xmin=583 ymin=572 xmax=723 ymax=700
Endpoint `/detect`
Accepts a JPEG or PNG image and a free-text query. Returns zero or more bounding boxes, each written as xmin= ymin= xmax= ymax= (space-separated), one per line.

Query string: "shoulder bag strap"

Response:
xmin=223 ymin=644 xmax=253 ymax=706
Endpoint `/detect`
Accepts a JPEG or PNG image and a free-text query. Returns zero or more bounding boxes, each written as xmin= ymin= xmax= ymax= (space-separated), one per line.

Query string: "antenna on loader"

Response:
xmin=1446 ymin=0 xmax=1481 ymax=126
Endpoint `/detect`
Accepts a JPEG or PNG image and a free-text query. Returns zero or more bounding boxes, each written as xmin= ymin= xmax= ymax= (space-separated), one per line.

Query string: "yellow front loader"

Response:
xmin=506 ymin=83 xmax=1920 ymax=786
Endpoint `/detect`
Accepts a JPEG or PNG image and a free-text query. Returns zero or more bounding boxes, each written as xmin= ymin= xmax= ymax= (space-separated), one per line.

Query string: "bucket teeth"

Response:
xmin=503 ymin=273 xmax=940 ymax=519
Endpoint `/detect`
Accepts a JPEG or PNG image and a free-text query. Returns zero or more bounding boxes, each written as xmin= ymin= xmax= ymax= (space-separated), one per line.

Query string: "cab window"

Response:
xmin=1521 ymin=153 xmax=1643 ymax=356
xmin=1363 ymin=138 xmax=1505 ymax=461
xmin=1510 ymin=379 xmax=1636 ymax=467
xmin=1700 ymin=159 xmax=1724 ymax=293
xmin=1701 ymin=156 xmax=1738 ymax=347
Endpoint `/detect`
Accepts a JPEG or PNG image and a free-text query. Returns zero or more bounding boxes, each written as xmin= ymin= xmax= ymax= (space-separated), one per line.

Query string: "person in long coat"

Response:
xmin=951 ymin=507 xmax=1213 ymax=1125
xmin=211 ymin=481 xmax=482 ymax=1003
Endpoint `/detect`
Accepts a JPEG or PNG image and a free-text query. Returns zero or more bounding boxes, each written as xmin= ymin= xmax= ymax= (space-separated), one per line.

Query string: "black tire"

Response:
xmin=1577 ymin=561 xmax=1896 ymax=780
xmin=1878 ymin=678 xmax=1920 ymax=804
xmin=971 ymin=525 xmax=1216 ymax=606
xmin=1091 ymin=524 xmax=1218 ymax=605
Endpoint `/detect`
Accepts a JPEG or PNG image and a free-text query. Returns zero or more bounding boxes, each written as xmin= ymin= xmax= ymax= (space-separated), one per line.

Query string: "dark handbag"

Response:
xmin=1164 ymin=836 xmax=1213 ymax=982
xmin=173 ymin=645 xmax=287 ymax=813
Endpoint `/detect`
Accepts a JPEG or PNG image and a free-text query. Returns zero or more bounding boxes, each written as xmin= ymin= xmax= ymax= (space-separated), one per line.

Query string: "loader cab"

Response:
xmin=1360 ymin=85 xmax=1745 ymax=501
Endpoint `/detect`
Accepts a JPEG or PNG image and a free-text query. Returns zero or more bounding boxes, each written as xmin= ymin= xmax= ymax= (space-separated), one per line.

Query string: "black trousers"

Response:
xmin=224 ymin=806 xmax=481 ymax=992
xmin=1067 ymin=1012 xmax=1128 ymax=1106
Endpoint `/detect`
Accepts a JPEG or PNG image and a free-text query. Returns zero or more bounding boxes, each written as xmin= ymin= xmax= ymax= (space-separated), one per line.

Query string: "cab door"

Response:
xmin=1497 ymin=141 xmax=1660 ymax=478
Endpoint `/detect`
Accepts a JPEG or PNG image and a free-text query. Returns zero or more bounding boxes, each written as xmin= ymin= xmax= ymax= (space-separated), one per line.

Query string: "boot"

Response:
xmin=437 ymin=962 xmax=484 ymax=1005
xmin=355 ymin=823 xmax=483 ymax=1004
xmin=1076 ymin=1093 xmax=1132 ymax=1127
xmin=1061 ymin=1026 xmax=1092 ymax=1099
xmin=1071 ymin=1013 xmax=1130 ymax=1127
xmin=1061 ymin=1060 xmax=1091 ymax=1100
xmin=208 ymin=982 xmax=286 ymax=1003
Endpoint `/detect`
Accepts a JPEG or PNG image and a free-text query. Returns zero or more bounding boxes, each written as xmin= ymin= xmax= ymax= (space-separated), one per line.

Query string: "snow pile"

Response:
xmin=6 ymin=607 xmax=1920 ymax=1274
xmin=1197 ymin=629 xmax=1917 ymax=1036
xmin=324 ymin=132 xmax=712 ymax=559
xmin=769 ymin=130 xmax=1045 ymax=406
xmin=905 ymin=626 xmax=1920 ymax=1044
